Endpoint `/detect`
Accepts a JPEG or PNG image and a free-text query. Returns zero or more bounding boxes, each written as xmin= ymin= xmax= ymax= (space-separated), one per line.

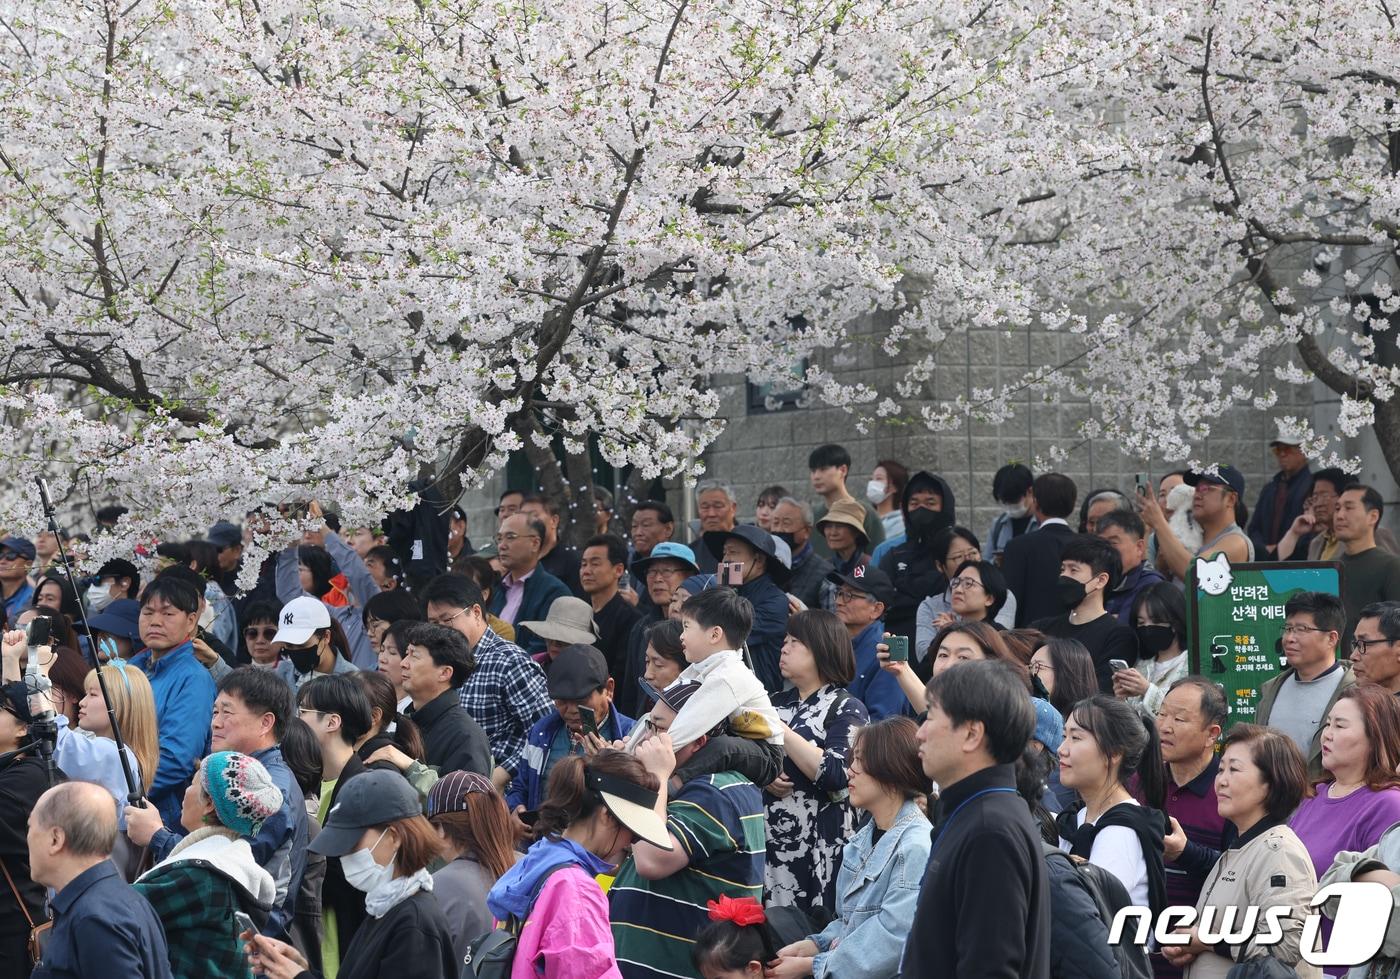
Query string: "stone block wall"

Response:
xmin=458 ymin=316 xmax=1358 ymax=542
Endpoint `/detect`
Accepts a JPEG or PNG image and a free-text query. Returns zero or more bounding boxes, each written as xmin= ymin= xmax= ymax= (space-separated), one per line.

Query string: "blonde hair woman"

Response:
xmin=56 ymin=662 xmax=159 ymax=798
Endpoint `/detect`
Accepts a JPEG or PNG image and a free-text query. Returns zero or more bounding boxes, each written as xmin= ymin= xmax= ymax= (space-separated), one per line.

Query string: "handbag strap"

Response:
xmin=0 ymin=856 xmax=37 ymax=931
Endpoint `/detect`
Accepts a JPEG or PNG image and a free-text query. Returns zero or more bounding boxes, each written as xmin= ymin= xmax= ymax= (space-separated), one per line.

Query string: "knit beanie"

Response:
xmin=202 ymin=751 xmax=283 ymax=837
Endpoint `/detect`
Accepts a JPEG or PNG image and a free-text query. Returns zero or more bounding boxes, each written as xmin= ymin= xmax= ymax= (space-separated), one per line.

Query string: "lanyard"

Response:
xmin=929 ymin=786 xmax=1017 ymax=862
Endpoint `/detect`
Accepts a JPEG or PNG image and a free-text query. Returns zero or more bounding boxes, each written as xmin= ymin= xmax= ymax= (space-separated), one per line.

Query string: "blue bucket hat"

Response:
xmin=629 ymin=542 xmax=699 ymax=580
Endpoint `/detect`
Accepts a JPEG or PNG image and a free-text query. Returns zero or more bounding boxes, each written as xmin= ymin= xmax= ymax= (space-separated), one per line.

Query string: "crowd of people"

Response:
xmin=0 ymin=434 xmax=1399 ymax=978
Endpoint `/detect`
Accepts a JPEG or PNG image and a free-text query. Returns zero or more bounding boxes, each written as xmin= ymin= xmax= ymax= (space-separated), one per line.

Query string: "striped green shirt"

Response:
xmin=610 ymin=772 xmax=766 ymax=979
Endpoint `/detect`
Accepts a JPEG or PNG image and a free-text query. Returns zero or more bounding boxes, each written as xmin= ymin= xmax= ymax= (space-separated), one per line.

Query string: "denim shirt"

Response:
xmin=808 ymin=799 xmax=930 ymax=979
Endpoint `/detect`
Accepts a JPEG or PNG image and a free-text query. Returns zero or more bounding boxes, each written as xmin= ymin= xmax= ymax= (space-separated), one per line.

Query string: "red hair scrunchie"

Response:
xmin=706 ymin=895 xmax=766 ymax=927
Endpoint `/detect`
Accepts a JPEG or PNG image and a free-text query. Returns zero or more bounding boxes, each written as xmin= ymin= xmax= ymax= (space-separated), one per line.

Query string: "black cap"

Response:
xmin=825 ymin=563 xmax=896 ymax=607
xmin=1184 ymin=465 xmax=1245 ymax=498
xmin=701 ymin=524 xmax=790 ymax=587
xmin=309 ymin=771 xmax=422 ymax=857
xmin=546 ymin=644 xmax=610 ymax=701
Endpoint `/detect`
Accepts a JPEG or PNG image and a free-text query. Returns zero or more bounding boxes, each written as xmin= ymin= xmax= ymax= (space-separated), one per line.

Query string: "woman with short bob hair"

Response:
xmin=246 ymin=770 xmax=457 ymax=979
xmin=769 ymin=717 xmax=932 ymax=979
xmin=765 ymin=610 xmax=869 ymax=911
xmin=641 ymin=618 xmax=687 ymax=701
xmin=1164 ymin=725 xmax=1320 ymax=979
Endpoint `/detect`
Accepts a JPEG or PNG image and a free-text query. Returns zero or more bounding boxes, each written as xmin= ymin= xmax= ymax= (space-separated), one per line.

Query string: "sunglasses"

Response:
xmin=244 ymin=626 xmax=278 ymax=641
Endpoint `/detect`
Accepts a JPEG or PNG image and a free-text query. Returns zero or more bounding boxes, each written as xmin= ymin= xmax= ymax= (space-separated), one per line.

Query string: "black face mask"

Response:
xmin=1136 ymin=624 xmax=1176 ymax=655
xmin=774 ymin=531 xmax=797 ymax=549
xmin=1030 ymin=673 xmax=1051 ymax=700
xmin=907 ymin=507 xmax=951 ymax=544
xmin=289 ymin=642 xmax=322 ymax=674
xmin=1056 ymin=575 xmax=1087 ymax=610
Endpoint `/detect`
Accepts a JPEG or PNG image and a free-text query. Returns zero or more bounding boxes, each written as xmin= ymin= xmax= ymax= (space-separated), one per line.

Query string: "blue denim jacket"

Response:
xmin=808 ymin=799 xmax=930 ymax=979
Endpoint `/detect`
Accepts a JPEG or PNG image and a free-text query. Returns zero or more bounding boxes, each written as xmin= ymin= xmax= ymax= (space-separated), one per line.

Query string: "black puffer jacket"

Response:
xmin=877 ymin=471 xmax=956 ymax=639
xmin=1042 ymin=846 xmax=1121 ymax=979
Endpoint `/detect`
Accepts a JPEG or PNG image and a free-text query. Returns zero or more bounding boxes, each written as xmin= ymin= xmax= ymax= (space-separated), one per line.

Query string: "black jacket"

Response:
xmin=1042 ymin=846 xmax=1119 ymax=979
xmin=406 ymin=689 xmax=491 ymax=776
xmin=322 ymin=754 xmax=373 ymax=951
xmin=1003 ymin=522 xmax=1077 ymax=627
xmin=384 ymin=480 xmax=452 ymax=588
xmin=0 ymin=753 xmax=50 ymax=938
xmin=786 ymin=543 xmax=833 ymax=611
xmin=878 ymin=471 xmax=956 ymax=640
xmin=299 ymin=889 xmax=455 ymax=979
xmin=540 ymin=545 xmax=583 ymax=598
xmin=616 ymin=609 xmax=663 ymax=719
xmin=903 ymin=764 xmax=1051 ymax=979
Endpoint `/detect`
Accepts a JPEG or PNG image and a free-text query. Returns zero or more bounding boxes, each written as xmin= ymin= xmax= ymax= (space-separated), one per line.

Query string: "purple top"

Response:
xmin=1290 ymin=783 xmax=1400 ymax=878
xmin=1289 ymin=783 xmax=1400 ymax=976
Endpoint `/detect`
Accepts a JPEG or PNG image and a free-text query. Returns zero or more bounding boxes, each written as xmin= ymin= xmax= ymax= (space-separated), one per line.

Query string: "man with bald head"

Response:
xmin=28 ymin=782 xmax=172 ymax=978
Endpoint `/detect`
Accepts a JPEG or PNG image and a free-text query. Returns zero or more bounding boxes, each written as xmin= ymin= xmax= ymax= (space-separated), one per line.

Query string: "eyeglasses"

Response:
xmin=948 ymin=576 xmax=983 ymax=592
xmin=494 ymin=532 xmax=539 ymax=544
xmin=1351 ymin=636 xmax=1399 ymax=653
xmin=1281 ymin=624 xmax=1331 ymax=636
xmin=428 ymin=607 xmax=468 ymax=627
xmin=0 ymin=551 xmax=24 ymax=562
xmin=244 ymin=627 xmax=278 ymax=641
xmin=296 ymin=707 xmax=331 ymax=718
xmin=946 ymin=552 xmax=979 ymax=569
xmin=834 ymin=589 xmax=873 ymax=604
xmin=1029 ymin=660 xmax=1054 ymax=675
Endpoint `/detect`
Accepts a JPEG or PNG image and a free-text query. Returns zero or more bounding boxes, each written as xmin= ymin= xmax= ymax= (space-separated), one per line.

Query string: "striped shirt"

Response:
xmin=611 ymin=772 xmax=765 ymax=979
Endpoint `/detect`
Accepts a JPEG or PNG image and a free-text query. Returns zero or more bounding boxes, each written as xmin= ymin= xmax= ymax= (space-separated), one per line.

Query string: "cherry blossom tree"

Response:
xmin=0 ymin=0 xmax=1396 ymax=571
xmin=909 ymin=0 xmax=1400 ymax=478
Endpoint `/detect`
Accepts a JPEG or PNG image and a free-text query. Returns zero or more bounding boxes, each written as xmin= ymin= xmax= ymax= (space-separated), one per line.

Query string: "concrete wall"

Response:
xmin=458 ymin=313 xmax=1348 ymax=545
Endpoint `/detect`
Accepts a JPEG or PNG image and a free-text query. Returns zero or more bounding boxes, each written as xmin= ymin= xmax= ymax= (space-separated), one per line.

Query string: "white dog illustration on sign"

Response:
xmin=1195 ymin=553 xmax=1233 ymax=596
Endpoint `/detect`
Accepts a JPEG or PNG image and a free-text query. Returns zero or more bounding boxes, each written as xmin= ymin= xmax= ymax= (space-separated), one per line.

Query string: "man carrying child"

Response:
xmin=610 ymin=681 xmax=766 ymax=979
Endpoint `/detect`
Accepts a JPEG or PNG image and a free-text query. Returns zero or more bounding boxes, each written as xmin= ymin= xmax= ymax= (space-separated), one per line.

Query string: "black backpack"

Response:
xmin=1042 ymin=845 xmax=1153 ymax=979
xmin=461 ymin=863 xmax=571 ymax=979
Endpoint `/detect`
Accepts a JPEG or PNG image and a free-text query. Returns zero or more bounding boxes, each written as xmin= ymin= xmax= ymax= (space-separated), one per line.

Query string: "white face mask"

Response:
xmin=87 ymin=586 xmax=115 ymax=614
xmin=1003 ymin=503 xmax=1029 ymax=519
xmin=341 ymin=829 xmax=396 ymax=893
xmin=865 ymin=480 xmax=888 ymax=504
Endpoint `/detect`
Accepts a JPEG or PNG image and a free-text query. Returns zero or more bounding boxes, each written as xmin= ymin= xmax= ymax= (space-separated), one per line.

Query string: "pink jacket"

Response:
xmin=511 ymin=865 xmax=623 ymax=979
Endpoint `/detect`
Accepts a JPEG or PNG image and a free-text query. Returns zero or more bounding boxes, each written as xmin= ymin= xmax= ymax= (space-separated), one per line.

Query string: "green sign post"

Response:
xmin=1187 ymin=561 xmax=1343 ymax=729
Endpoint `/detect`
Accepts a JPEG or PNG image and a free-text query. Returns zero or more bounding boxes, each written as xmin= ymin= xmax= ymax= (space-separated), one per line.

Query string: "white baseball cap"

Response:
xmin=271 ymin=596 xmax=332 ymax=646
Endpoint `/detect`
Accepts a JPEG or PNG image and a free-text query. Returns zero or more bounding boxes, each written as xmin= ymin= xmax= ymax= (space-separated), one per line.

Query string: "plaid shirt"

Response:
xmin=134 ymin=862 xmax=252 ymax=979
xmin=457 ymin=627 xmax=553 ymax=776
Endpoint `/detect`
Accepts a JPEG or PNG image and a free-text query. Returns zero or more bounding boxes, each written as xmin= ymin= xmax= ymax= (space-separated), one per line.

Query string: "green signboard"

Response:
xmin=1187 ymin=560 xmax=1343 ymax=729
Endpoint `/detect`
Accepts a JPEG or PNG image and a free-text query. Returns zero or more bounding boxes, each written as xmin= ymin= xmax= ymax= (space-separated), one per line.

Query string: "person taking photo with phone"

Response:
xmin=506 ymin=644 xmax=635 ymax=833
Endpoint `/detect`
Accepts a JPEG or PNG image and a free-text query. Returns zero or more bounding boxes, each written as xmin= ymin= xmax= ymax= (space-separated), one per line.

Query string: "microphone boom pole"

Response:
xmin=35 ymin=477 xmax=144 ymax=806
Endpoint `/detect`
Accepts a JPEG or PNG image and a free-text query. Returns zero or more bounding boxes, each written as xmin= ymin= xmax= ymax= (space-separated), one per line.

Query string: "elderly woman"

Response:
xmin=134 ymin=751 xmax=280 ymax=979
